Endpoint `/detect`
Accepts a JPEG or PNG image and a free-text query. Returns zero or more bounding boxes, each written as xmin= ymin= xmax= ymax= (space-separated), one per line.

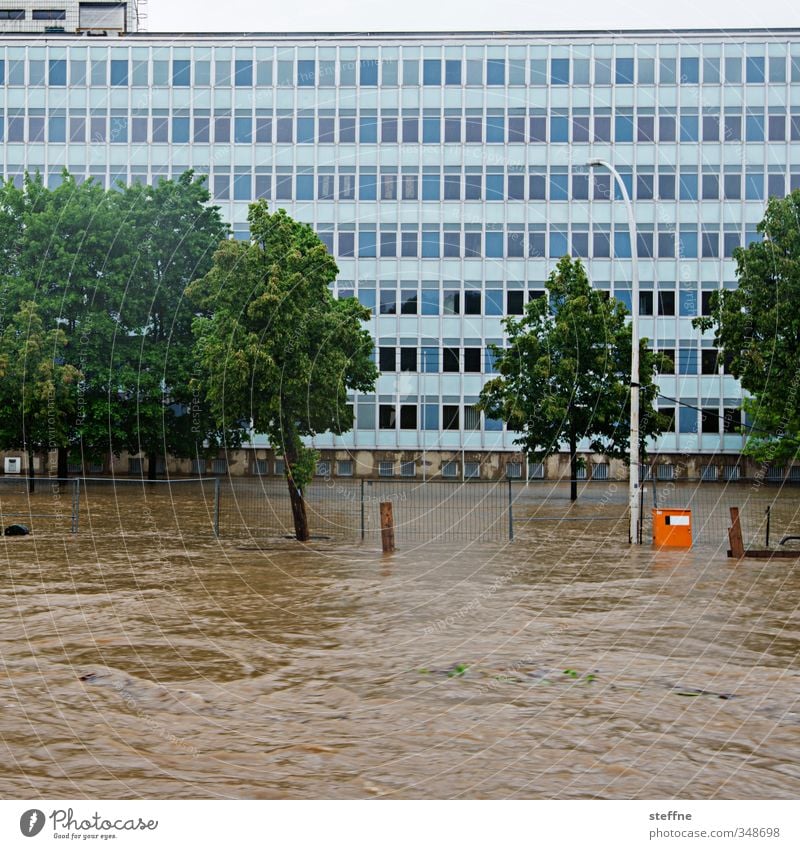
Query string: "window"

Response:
xmin=551 ymin=58 xmax=570 ymax=85
xmin=379 ymin=405 xmax=396 ymax=429
xmin=702 ymin=173 xmax=719 ymax=200
xmin=443 ymin=347 xmax=460 ymax=372
xmin=421 ymin=347 xmax=438 ymax=372
xmin=400 ymin=290 xmax=417 ymax=315
xmin=616 ymin=57 xmax=634 ymax=84
xmin=400 ymin=461 xmax=416 ymax=477
xmin=49 ymin=59 xmax=66 ymax=86
xmin=702 ymin=114 xmax=719 ymax=141
xmin=441 ymin=461 xmax=458 ymax=478
xmin=400 ymin=348 xmax=416 ymax=372
xmin=701 ymin=409 xmax=720 ymax=434
xmin=379 ymin=291 xmax=396 ymax=315
xmin=0 ymin=10 xmax=24 ymax=19
xmin=378 ymin=461 xmax=394 ymax=477
xmin=658 ymin=292 xmax=675 ymax=316
xmin=680 ymin=57 xmax=700 ymax=83
xmin=746 ymin=56 xmax=765 ymax=83
xmin=659 ymin=115 xmax=676 ymax=142
xmin=487 ymin=59 xmax=505 ymax=85
xmin=361 ymin=59 xmax=379 ymax=86
xmin=32 ymin=9 xmax=66 ymax=19
xmin=423 ymin=59 xmax=441 ymax=85
xmin=297 ymin=59 xmax=315 ymax=86
xmin=701 ymin=349 xmax=719 ymax=374
xmin=637 ymin=115 xmax=655 ymax=142
xmin=464 ymin=461 xmax=480 ymax=479
xmin=445 ymin=59 xmax=461 ymax=85
xmin=443 ymin=406 xmax=460 ymax=431
xmin=464 ymin=348 xmax=481 ymax=373
xmin=507 ymin=291 xmax=524 ymax=315
xmin=400 ymin=405 xmax=417 ymax=430
xmin=723 ymin=409 xmax=742 ymax=434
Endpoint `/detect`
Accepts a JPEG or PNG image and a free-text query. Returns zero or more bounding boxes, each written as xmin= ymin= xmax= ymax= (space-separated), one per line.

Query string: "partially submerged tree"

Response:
xmin=694 ymin=191 xmax=800 ymax=462
xmin=0 ymin=170 xmax=233 ymax=479
xmin=188 ymin=203 xmax=377 ymax=540
xmin=0 ymin=301 xmax=80 ymax=491
xmin=478 ymin=256 xmax=666 ymax=500
xmin=111 ymin=171 xmax=232 ymax=478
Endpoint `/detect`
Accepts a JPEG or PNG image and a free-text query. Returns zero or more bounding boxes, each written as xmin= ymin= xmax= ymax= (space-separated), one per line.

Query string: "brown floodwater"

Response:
xmin=0 ymin=481 xmax=798 ymax=799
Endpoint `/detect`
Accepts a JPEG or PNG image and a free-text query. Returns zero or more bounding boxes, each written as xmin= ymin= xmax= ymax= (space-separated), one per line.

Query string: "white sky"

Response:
xmin=146 ymin=0 xmax=799 ymax=33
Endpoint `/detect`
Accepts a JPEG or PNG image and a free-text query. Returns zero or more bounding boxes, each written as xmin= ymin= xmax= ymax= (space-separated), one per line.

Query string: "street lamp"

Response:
xmin=587 ymin=158 xmax=641 ymax=544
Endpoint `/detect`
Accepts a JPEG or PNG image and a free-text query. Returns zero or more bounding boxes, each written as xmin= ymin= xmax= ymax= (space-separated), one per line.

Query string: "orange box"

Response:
xmin=652 ymin=508 xmax=692 ymax=548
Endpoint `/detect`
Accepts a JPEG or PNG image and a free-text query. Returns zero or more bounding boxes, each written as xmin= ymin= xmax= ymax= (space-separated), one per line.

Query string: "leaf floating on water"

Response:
xmin=447 ymin=663 xmax=469 ymax=678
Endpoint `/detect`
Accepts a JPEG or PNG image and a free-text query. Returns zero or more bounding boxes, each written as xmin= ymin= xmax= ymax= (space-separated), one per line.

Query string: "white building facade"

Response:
xmin=2 ymin=28 xmax=799 ymax=479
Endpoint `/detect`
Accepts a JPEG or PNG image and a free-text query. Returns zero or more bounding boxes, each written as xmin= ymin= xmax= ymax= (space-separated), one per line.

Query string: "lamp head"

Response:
xmin=586 ymin=158 xmax=603 ymax=167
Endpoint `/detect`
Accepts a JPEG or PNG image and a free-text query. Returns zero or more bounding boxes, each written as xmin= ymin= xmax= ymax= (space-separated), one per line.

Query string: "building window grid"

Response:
xmin=14 ymin=40 xmax=783 ymax=459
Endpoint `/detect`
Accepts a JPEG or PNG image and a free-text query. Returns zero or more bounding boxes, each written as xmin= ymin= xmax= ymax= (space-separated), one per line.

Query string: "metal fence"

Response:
xmin=215 ymin=477 xmax=513 ymax=543
xmin=4 ymin=472 xmax=800 ymax=551
xmin=640 ymin=478 xmax=800 ymax=550
xmin=73 ymin=477 xmax=219 ymax=537
xmin=0 ymin=476 xmax=80 ymax=534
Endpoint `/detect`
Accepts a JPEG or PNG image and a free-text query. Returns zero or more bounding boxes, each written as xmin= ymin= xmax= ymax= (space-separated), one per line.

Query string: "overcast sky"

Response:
xmin=146 ymin=0 xmax=799 ymax=33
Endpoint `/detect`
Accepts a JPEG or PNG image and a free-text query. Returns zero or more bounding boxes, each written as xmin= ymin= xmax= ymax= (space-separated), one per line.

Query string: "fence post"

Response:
xmin=213 ymin=477 xmax=221 ymax=538
xmin=380 ymin=501 xmax=395 ymax=552
xmin=508 ymin=477 xmax=514 ymax=541
xmin=71 ymin=478 xmax=80 ymax=534
xmin=360 ymin=478 xmax=365 ymax=541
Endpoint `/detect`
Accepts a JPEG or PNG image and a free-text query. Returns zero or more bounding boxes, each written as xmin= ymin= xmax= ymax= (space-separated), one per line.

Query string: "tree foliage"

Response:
xmin=694 ymin=190 xmax=800 ymax=462
xmin=188 ymin=202 xmax=377 ymax=539
xmin=0 ymin=170 xmax=230 ymax=477
xmin=478 ymin=256 xmax=666 ymax=499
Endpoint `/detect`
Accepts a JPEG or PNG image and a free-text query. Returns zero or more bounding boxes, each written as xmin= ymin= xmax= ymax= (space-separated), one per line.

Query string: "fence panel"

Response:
xmin=641 ymin=479 xmax=800 ymax=549
xmin=216 ymin=477 xmax=511 ymax=543
xmin=74 ymin=477 xmax=218 ymax=538
xmin=0 ymin=477 xmax=79 ymax=534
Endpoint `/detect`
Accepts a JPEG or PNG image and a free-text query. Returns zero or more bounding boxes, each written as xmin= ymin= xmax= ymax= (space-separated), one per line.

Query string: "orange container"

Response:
xmin=652 ymin=508 xmax=692 ymax=548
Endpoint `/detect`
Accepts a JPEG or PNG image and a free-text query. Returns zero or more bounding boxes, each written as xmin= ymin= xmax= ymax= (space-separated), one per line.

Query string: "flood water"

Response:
xmin=1 ymin=482 xmax=799 ymax=799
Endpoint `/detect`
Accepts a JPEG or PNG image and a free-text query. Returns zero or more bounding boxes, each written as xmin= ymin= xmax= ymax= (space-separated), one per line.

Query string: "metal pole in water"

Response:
xmin=508 ymin=477 xmax=514 ymax=541
xmin=213 ymin=477 xmax=220 ymax=538
xmin=765 ymin=504 xmax=771 ymax=548
xmin=360 ymin=478 xmax=365 ymax=540
xmin=71 ymin=478 xmax=80 ymax=534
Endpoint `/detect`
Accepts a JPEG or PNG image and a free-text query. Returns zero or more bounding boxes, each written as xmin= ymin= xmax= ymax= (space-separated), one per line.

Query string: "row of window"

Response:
xmin=9 ymin=109 xmax=799 ymax=146
xmin=357 ymin=289 xmax=719 ymax=318
xmin=206 ymin=168 xmax=795 ymax=205
xmin=312 ymin=227 xmax=758 ymax=261
xmin=7 ymin=52 xmax=800 ymax=88
xmin=124 ymin=457 xmax=800 ymax=480
xmin=0 ymin=10 xmax=65 ymax=21
xmin=346 ymin=403 xmax=740 ymax=433
xmin=372 ymin=345 xmax=726 ymax=375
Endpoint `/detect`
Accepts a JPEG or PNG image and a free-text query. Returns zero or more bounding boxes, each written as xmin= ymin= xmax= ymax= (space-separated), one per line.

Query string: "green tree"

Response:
xmin=694 ymin=191 xmax=800 ymax=462
xmin=478 ymin=256 xmax=666 ymax=501
xmin=109 ymin=171 xmax=233 ymax=478
xmin=10 ymin=172 xmax=133 ymax=477
xmin=188 ymin=202 xmax=377 ymax=540
xmin=0 ymin=301 xmax=80 ymax=491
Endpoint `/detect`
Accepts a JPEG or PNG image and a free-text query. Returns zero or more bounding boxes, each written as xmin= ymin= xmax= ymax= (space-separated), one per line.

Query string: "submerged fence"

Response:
xmin=3 ymin=472 xmax=800 ymax=551
xmin=216 ymin=477 xmax=513 ymax=543
xmin=0 ymin=476 xmax=80 ymax=534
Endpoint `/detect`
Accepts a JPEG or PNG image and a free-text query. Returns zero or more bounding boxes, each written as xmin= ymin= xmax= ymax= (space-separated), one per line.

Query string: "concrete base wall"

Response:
xmin=0 ymin=449 xmax=791 ymax=483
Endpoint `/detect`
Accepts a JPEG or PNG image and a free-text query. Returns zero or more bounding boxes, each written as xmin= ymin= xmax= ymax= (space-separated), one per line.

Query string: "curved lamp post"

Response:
xmin=587 ymin=158 xmax=641 ymax=544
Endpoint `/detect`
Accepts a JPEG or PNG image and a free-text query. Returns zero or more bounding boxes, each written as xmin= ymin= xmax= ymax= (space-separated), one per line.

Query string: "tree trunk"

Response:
xmin=27 ymin=448 xmax=35 ymax=494
xmin=287 ymin=476 xmax=310 ymax=542
xmin=147 ymin=452 xmax=158 ymax=481
xmin=57 ymin=446 xmax=69 ymax=482
xmin=569 ymin=429 xmax=578 ymax=502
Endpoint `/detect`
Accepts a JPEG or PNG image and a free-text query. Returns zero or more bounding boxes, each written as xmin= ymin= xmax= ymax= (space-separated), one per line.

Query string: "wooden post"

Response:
xmin=728 ymin=507 xmax=744 ymax=559
xmin=380 ymin=501 xmax=395 ymax=553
